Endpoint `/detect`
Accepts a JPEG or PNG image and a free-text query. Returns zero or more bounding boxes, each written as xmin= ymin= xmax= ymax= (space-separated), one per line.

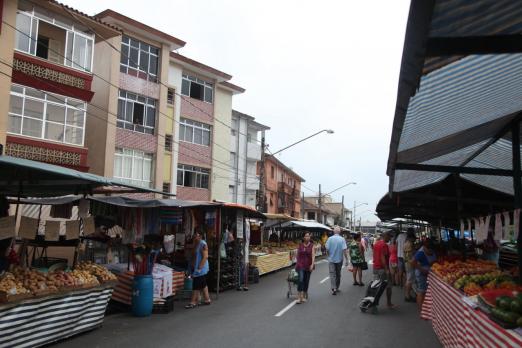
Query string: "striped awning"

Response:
xmin=387 ymin=0 xmax=522 ymax=195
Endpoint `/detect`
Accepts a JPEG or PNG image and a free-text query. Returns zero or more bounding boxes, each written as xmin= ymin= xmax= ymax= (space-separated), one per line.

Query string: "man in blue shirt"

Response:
xmin=325 ymin=226 xmax=348 ymax=295
xmin=185 ymin=231 xmax=211 ymax=309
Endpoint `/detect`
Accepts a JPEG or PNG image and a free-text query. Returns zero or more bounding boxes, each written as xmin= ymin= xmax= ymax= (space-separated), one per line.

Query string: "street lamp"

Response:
xmin=271 ymin=129 xmax=334 ymax=155
xmin=352 ymin=201 xmax=368 ymax=231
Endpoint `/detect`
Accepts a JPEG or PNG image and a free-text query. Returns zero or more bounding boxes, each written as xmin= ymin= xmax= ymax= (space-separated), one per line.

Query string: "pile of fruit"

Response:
xmin=486 ymin=292 xmax=522 ymax=327
xmin=76 ymin=262 xmax=117 ymax=282
xmin=0 ymin=273 xmax=30 ymax=296
xmin=69 ymin=270 xmax=100 ymax=287
xmin=454 ymin=271 xmax=517 ymax=296
xmin=432 ymin=259 xmax=498 ymax=285
xmin=11 ymin=267 xmax=58 ymax=295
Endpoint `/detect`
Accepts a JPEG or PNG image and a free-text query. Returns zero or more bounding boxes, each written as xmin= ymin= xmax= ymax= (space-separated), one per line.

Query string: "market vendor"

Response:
xmin=185 ymin=231 xmax=210 ymax=309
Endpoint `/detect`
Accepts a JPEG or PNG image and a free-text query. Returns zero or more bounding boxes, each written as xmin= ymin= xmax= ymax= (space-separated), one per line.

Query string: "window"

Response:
xmin=270 ymin=166 xmax=275 ymax=179
xmin=15 ymin=6 xmax=94 ymax=72
xmin=230 ymin=152 xmax=237 ymax=168
xmin=179 ymin=118 xmax=211 ymax=146
xmin=8 ymin=84 xmax=86 ymax=145
xmin=164 ymin=134 xmax=173 ymax=152
xmin=114 ymin=148 xmax=153 ymax=188
xmin=117 ymin=90 xmax=156 ymax=134
xmin=177 ymin=164 xmax=210 ymax=189
xmin=248 ymin=132 xmax=257 ymax=143
xmin=231 ymin=118 xmax=238 ymax=136
xmin=181 ymin=74 xmax=213 ymax=103
xmin=162 ymin=182 xmax=171 ymax=198
xmin=120 ymin=35 xmax=159 ymax=82
xmin=167 ymin=88 xmax=175 ymax=105
xmin=307 ymin=212 xmax=316 ymax=220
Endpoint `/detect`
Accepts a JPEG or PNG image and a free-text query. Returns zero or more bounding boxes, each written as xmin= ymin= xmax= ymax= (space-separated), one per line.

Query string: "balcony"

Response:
xmin=278 ymin=182 xmax=299 ymax=198
xmin=247 ymin=142 xmax=261 ymax=160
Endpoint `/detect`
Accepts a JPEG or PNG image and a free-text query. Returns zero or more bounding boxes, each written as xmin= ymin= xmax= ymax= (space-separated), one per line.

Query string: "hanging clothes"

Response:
xmin=78 ymin=199 xmax=90 ymax=218
xmin=513 ymin=209 xmax=520 ymax=240
xmin=494 ymin=213 xmax=502 ymax=241
xmin=503 ymin=211 xmax=511 ymax=240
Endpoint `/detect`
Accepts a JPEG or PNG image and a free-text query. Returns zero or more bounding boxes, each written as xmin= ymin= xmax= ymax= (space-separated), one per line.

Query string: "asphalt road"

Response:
xmin=52 ymin=259 xmax=441 ymax=348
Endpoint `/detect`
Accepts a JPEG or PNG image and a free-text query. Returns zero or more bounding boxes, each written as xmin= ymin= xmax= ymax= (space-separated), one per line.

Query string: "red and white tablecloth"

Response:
xmin=421 ymin=272 xmax=522 ymax=348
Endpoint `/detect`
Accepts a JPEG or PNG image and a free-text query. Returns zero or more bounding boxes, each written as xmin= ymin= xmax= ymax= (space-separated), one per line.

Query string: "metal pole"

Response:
xmin=353 ymin=201 xmax=356 ymax=232
xmin=511 ymin=121 xmax=522 ymax=283
xmin=216 ymin=207 xmax=222 ymax=298
xmin=257 ymin=132 xmax=266 ymax=212
xmin=301 ymin=192 xmax=305 ymax=219
xmin=318 ymin=184 xmax=322 ymax=223
xmin=341 ymin=195 xmax=345 ymax=227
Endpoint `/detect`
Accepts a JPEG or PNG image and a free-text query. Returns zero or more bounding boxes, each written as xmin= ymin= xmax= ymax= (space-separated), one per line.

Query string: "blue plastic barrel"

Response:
xmin=132 ymin=275 xmax=153 ymax=317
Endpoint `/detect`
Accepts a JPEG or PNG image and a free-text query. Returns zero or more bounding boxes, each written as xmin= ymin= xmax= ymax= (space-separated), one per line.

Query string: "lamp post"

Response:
xmin=270 ymin=129 xmax=334 ymax=156
xmin=352 ymin=201 xmax=368 ymax=231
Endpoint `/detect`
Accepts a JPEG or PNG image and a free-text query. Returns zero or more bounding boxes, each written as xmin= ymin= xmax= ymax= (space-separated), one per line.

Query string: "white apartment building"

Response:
xmin=229 ymin=110 xmax=269 ymax=207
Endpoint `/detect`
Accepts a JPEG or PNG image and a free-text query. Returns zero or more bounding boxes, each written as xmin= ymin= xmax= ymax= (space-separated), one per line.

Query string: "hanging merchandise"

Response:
xmin=50 ymin=203 xmax=72 ymax=219
xmin=18 ymin=216 xmax=39 ymax=240
xmin=78 ymin=199 xmax=90 ymax=218
xmin=0 ymin=216 xmax=16 ymax=240
xmin=65 ymin=220 xmax=80 ymax=240
xmin=159 ymin=208 xmax=182 ymax=225
xmin=163 ymin=235 xmax=175 ymax=254
xmin=205 ymin=211 xmax=216 ymax=226
xmin=502 ymin=211 xmax=511 ymax=240
xmin=494 ymin=213 xmax=502 ymax=241
xmin=460 ymin=220 xmax=465 ymax=240
xmin=82 ymin=216 xmax=96 ymax=236
xmin=122 ymin=229 xmax=135 ymax=244
xmin=44 ymin=221 xmax=61 ymax=241
xmin=511 ymin=209 xmax=520 ymax=241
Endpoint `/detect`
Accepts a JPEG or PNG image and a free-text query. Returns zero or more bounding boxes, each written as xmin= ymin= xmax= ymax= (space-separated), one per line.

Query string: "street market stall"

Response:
xmin=249 ymin=219 xmax=329 ymax=275
xmin=0 ymin=154 xmax=165 ymax=346
xmin=379 ymin=1 xmax=522 ymax=346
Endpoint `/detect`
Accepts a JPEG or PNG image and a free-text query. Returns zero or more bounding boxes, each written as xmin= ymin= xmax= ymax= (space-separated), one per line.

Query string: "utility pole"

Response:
xmin=256 ymin=132 xmax=266 ymax=212
xmin=341 ymin=195 xmax=345 ymax=227
xmin=301 ymin=192 xmax=305 ymax=219
xmin=318 ymin=184 xmax=322 ymax=223
xmin=353 ymin=201 xmax=356 ymax=232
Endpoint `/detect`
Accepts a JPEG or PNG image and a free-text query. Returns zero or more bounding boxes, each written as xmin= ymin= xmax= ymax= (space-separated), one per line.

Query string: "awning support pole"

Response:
xmin=511 ymin=121 xmax=522 ymax=283
xmin=454 ymin=174 xmax=466 ymax=261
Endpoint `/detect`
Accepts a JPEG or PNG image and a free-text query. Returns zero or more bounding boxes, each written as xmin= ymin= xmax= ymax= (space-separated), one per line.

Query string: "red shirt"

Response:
xmin=296 ymin=242 xmax=314 ymax=270
xmin=389 ymin=243 xmax=398 ymax=264
xmin=373 ymin=240 xmax=389 ymax=270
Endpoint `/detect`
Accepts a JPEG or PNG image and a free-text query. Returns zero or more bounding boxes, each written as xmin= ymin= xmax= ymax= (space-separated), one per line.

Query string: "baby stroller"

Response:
xmin=359 ymin=279 xmax=388 ymax=314
xmin=286 ymin=269 xmax=299 ymax=299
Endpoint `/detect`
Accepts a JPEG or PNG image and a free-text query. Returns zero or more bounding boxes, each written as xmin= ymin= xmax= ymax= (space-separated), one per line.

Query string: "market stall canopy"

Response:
xmin=221 ymin=203 xmax=266 ymax=219
xmin=263 ymin=213 xmax=298 ymax=221
xmin=377 ymin=175 xmax=514 ymax=228
xmin=387 ymin=0 xmax=522 ymax=197
xmin=279 ymin=220 xmax=332 ymax=231
xmin=0 ymin=155 xmax=173 ymax=197
xmin=89 ymin=196 xmax=219 ymax=208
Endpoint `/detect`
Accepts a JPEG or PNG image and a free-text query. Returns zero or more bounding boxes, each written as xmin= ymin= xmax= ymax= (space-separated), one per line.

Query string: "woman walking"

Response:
xmin=349 ymin=233 xmax=366 ymax=286
xmin=389 ymin=237 xmax=399 ymax=286
xmin=295 ymin=232 xmax=315 ymax=304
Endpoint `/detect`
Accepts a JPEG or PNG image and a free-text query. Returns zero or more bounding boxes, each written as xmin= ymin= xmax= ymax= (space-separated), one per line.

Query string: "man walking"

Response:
xmin=373 ymin=231 xmax=397 ymax=309
xmin=325 ymin=226 xmax=348 ymax=295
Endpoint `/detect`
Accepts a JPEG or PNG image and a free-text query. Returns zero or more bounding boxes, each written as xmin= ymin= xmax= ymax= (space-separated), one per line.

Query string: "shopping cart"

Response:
xmin=286 ymin=269 xmax=299 ymax=299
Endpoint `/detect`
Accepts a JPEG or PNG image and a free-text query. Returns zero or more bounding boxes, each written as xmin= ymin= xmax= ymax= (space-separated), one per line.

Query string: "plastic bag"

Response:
xmin=347 ymin=264 xmax=354 ymax=272
xmin=163 ymin=235 xmax=175 ymax=254
xmin=220 ymin=242 xmax=227 ymax=259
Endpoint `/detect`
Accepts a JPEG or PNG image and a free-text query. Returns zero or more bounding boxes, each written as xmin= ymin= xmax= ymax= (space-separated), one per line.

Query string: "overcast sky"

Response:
xmin=64 ymin=0 xmax=411 ymax=223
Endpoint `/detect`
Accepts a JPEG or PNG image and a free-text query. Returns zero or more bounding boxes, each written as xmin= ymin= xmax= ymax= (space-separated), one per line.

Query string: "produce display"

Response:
xmin=76 ymin=262 xmax=117 ymax=282
xmin=480 ymin=291 xmax=522 ymax=328
xmin=0 ymin=263 xmax=116 ymax=303
xmin=251 ymin=241 xmax=300 ymax=254
xmin=431 ymin=259 xmax=517 ymax=296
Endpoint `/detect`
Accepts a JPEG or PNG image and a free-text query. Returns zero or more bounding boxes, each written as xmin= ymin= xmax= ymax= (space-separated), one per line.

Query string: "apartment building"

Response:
xmin=261 ymin=155 xmax=304 ymax=218
xmin=229 ymin=110 xmax=269 ymax=208
xmin=168 ymin=54 xmax=245 ymax=201
xmin=0 ymin=0 xmax=120 ymax=170
xmin=303 ymin=195 xmax=351 ymax=226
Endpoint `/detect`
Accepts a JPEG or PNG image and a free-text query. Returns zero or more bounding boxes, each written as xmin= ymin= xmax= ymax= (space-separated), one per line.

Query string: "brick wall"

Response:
xmin=180 ymin=98 xmax=213 ymax=124
xmin=115 ymin=128 xmax=157 ymax=153
xmin=179 ymin=141 xmax=211 ymax=167
xmin=176 ymin=186 xmax=210 ymax=201
xmin=119 ymin=73 xmax=160 ymax=99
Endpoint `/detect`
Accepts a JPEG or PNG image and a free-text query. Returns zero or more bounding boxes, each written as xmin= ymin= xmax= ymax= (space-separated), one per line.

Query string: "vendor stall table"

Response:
xmin=0 ymin=283 xmax=114 ymax=348
xmin=421 ymin=272 xmax=522 ymax=348
xmin=249 ymin=251 xmax=291 ymax=275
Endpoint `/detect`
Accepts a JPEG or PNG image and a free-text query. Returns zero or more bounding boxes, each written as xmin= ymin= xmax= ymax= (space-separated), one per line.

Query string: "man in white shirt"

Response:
xmin=396 ymin=230 xmax=407 ymax=287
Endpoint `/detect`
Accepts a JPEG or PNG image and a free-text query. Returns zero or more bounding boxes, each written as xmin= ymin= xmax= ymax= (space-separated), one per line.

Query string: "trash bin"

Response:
xmin=132 ymin=275 xmax=153 ymax=317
